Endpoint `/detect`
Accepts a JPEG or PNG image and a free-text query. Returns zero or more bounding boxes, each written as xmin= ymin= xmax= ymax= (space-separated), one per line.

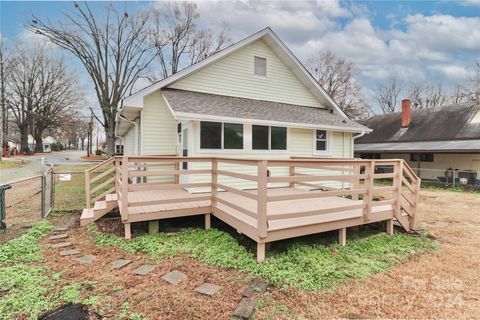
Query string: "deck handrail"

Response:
xmin=85 ymin=157 xmax=116 ymax=208
xmin=88 ymin=156 xmax=420 ymax=235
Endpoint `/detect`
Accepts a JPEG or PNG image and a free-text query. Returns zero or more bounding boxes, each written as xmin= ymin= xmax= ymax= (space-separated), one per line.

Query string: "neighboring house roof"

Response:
xmin=120 ymin=27 xmax=351 ymax=120
xmin=163 ymin=89 xmax=368 ymax=132
xmin=355 ymin=101 xmax=480 ymax=152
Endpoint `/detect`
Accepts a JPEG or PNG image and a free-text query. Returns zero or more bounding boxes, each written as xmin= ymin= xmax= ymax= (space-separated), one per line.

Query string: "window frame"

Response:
xmin=312 ymin=129 xmax=332 ymax=156
xmin=199 ymin=121 xmax=244 ymax=151
xmin=252 ymin=125 xmax=287 ymax=151
xmin=410 ymin=153 xmax=434 ymax=162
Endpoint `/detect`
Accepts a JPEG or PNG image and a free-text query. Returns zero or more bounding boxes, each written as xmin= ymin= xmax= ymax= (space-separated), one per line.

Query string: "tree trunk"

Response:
xmin=20 ymin=125 xmax=29 ymax=153
xmin=34 ymin=133 xmax=43 ymax=153
xmin=81 ymin=137 xmax=85 ymax=151
xmin=105 ymin=122 xmax=116 ymax=156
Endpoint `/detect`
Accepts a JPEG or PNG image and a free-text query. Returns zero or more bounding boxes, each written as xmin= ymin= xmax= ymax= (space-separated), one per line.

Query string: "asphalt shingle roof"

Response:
xmin=162 ymin=89 xmax=368 ymax=131
xmin=357 ymin=102 xmax=480 ymax=144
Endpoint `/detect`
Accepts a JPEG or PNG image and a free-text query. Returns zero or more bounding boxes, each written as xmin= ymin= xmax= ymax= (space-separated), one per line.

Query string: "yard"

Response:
xmin=0 ymin=186 xmax=479 ymax=319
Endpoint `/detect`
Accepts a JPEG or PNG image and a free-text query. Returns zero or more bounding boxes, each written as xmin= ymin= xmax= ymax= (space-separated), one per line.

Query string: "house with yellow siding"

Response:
xmin=116 ymin=28 xmax=370 ymax=188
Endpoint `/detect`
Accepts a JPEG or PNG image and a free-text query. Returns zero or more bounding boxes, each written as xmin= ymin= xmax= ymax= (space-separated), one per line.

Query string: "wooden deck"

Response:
xmin=82 ymin=156 xmax=420 ymax=262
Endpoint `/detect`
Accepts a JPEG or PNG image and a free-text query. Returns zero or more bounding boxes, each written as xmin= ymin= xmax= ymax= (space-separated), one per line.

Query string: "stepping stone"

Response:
xmin=242 ymin=278 xmax=268 ymax=298
xmin=195 ymin=283 xmax=221 ymax=296
xmin=132 ymin=264 xmax=155 ymax=276
xmin=54 ymin=227 xmax=68 ymax=232
xmin=161 ymin=270 xmax=187 ymax=285
xmin=232 ymin=297 xmax=258 ymax=320
xmin=59 ymin=249 xmax=80 ymax=256
xmin=76 ymin=255 xmax=96 ymax=264
xmin=51 ymin=242 xmax=72 ymax=249
xmin=111 ymin=259 xmax=132 ymax=270
xmin=49 ymin=233 xmax=68 ymax=240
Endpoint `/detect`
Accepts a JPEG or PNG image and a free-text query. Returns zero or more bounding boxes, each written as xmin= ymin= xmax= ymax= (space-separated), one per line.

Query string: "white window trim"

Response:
xmin=252 ymin=125 xmax=288 ymax=152
xmin=195 ymin=122 xmax=290 ymax=154
xmin=197 ymin=121 xmax=245 ymax=152
xmin=313 ymin=130 xmax=333 ymax=156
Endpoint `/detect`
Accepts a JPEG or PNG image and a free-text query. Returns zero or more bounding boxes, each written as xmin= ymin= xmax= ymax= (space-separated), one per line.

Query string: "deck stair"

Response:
xmin=80 ymin=193 xmax=118 ymax=226
xmin=81 ymin=157 xmax=119 ymax=226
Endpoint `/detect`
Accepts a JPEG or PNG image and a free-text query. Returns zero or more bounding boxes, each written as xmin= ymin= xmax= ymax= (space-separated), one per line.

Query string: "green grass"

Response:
xmin=88 ymin=224 xmax=437 ymax=291
xmin=0 ymin=160 xmax=30 ymax=169
xmin=0 ymin=264 xmax=54 ymax=320
xmin=0 ymin=220 xmax=53 ymax=265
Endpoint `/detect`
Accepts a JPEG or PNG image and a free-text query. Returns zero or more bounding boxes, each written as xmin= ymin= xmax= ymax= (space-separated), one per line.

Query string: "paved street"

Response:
xmin=0 ymin=150 xmax=98 ymax=183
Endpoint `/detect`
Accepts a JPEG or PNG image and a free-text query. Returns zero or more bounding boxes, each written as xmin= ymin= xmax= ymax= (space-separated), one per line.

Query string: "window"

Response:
xmin=254 ymin=56 xmax=267 ymax=76
xmin=410 ymin=153 xmax=434 ymax=162
xmin=200 ymin=122 xmax=221 ymax=149
xmin=315 ymin=130 xmax=328 ymax=151
xmin=224 ymin=123 xmax=243 ymax=149
xmin=177 ymin=123 xmax=182 ymax=144
xmin=361 ymin=153 xmax=381 ymax=159
xmin=200 ymin=121 xmax=244 ymax=150
xmin=252 ymin=125 xmax=287 ymax=150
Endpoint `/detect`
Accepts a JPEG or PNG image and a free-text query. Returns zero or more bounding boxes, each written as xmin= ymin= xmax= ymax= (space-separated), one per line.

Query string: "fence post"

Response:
xmin=50 ymin=164 xmax=55 ymax=212
xmin=352 ymin=163 xmax=360 ymax=200
xmin=40 ymin=157 xmax=46 ymax=219
xmin=121 ymin=156 xmax=129 ymax=222
xmin=393 ymin=160 xmax=403 ymax=220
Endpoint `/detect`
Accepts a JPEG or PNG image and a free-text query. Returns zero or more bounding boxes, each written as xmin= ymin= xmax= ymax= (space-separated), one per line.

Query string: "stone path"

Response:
xmin=46 ymin=229 xmax=232 ymax=317
xmin=51 ymin=242 xmax=72 ymax=249
xmin=195 ymin=283 xmax=221 ymax=296
xmin=111 ymin=259 xmax=132 ymax=269
xmin=133 ymin=265 xmax=156 ymax=275
xmin=161 ymin=270 xmax=187 ymax=285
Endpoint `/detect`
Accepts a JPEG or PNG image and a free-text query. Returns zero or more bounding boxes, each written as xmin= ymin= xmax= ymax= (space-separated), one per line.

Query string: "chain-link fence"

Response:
xmin=413 ymin=168 xmax=480 ymax=191
xmin=0 ymin=157 xmax=89 ymax=244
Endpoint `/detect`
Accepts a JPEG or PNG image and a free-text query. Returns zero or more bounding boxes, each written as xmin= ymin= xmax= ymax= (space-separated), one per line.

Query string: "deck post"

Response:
xmin=289 ymin=164 xmax=295 ymax=188
xmin=339 ymin=227 xmax=346 ymax=246
xmin=148 ymin=221 xmax=159 ymax=234
xmin=174 ymin=161 xmax=180 ymax=184
xmin=114 ymin=158 xmax=119 ymax=194
xmin=257 ymin=242 xmax=266 ymax=262
xmin=125 ymin=223 xmax=131 ymax=240
xmin=386 ymin=219 xmax=394 ymax=235
xmin=363 ymin=161 xmax=374 ymax=221
xmin=393 ymin=160 xmax=403 ymax=221
xmin=257 ymin=160 xmax=268 ymax=239
xmin=207 ymin=159 xmax=217 ymax=230
xmin=352 ymin=163 xmax=360 ymax=200
xmin=121 ymin=156 xmax=129 ymax=221
xmin=85 ymin=169 xmax=91 ymax=208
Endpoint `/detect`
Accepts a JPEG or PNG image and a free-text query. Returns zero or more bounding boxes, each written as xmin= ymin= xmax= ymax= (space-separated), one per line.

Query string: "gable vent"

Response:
xmin=254 ymin=56 xmax=267 ymax=76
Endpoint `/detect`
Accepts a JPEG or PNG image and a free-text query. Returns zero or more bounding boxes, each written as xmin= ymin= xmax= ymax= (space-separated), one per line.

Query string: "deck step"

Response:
xmin=94 ymin=201 xmax=107 ymax=210
xmin=106 ymin=193 xmax=117 ymax=202
xmin=80 ymin=208 xmax=95 ymax=226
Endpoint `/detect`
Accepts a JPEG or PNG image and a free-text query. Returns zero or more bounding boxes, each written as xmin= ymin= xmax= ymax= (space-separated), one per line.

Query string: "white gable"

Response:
xmin=168 ymin=39 xmax=324 ymax=108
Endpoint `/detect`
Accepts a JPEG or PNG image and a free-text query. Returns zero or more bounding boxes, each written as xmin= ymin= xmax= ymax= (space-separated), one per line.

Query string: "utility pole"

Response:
xmin=87 ymin=111 xmax=93 ymax=157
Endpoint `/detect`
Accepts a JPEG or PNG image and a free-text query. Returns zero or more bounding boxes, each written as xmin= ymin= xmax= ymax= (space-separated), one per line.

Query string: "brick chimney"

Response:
xmin=401 ymin=99 xmax=411 ymax=128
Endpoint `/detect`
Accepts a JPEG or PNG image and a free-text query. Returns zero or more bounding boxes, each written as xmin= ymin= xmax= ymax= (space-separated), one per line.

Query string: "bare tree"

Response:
xmin=29 ymin=2 xmax=156 ymax=155
xmin=4 ymin=45 xmax=80 ymax=153
xmin=449 ymin=84 xmax=468 ymax=104
xmin=374 ymin=75 xmax=403 ymax=114
xmin=30 ymin=57 xmax=82 ymax=152
xmin=152 ymin=2 xmax=230 ymax=79
xmin=407 ymin=82 xmax=446 ymax=109
xmin=465 ymin=62 xmax=480 ymax=102
xmin=307 ymin=51 xmax=371 ymax=119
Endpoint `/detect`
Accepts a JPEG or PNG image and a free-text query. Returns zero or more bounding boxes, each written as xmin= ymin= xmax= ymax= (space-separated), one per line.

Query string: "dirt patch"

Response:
xmin=38 ymin=226 xmax=250 ymax=319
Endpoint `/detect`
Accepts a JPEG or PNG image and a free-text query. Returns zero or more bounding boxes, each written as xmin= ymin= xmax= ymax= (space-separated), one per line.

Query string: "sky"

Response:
xmin=1 ymin=0 xmax=480 ymax=116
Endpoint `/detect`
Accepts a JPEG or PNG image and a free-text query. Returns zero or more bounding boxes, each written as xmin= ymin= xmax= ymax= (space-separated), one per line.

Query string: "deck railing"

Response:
xmin=105 ymin=156 xmax=420 ymax=237
xmin=84 ymin=157 xmax=116 ymax=208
